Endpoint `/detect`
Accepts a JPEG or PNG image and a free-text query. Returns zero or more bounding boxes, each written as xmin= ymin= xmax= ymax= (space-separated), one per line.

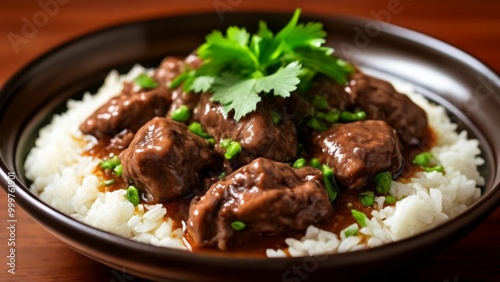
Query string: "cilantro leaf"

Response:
xmin=254 ymin=61 xmax=301 ymax=97
xmin=171 ymin=8 xmax=353 ymax=121
xmin=191 ymin=75 xmax=215 ymax=93
xmin=210 ymin=62 xmax=301 ymax=119
xmin=211 ymin=74 xmax=262 ymax=121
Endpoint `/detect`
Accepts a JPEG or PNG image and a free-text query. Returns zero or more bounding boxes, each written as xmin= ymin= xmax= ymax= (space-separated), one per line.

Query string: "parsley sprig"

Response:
xmin=171 ymin=8 xmax=353 ymax=120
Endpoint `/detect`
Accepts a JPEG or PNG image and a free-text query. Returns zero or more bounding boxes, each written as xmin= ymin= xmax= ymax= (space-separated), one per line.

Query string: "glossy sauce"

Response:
xmin=84 ymin=125 xmax=436 ymax=256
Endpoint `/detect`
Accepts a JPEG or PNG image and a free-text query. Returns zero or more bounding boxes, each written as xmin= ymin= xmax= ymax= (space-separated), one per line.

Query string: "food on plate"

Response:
xmin=25 ymin=9 xmax=483 ymax=257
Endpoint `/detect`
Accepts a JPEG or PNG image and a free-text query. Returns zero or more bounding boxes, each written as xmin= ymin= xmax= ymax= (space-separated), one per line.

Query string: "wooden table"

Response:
xmin=0 ymin=0 xmax=498 ymax=281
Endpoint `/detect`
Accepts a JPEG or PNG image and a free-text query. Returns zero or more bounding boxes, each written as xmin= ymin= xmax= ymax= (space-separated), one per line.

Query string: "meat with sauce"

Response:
xmin=79 ymin=81 xmax=171 ymax=141
xmin=187 ymin=157 xmax=333 ymax=250
xmin=162 ymin=55 xmax=202 ymax=116
xmin=119 ymin=117 xmax=217 ymax=202
xmin=194 ymin=93 xmax=297 ymax=171
xmin=346 ymin=72 xmax=428 ymax=145
xmin=307 ymin=74 xmax=353 ymax=110
xmin=80 ymin=56 xmax=194 ymax=146
xmin=312 ymin=120 xmax=403 ymax=190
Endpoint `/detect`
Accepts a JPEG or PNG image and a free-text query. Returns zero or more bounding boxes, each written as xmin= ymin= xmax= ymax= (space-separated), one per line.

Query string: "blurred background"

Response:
xmin=0 ymin=0 xmax=498 ymax=281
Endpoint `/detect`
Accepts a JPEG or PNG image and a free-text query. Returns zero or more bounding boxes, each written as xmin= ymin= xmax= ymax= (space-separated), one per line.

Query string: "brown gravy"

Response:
xmin=84 ymin=125 xmax=436 ymax=256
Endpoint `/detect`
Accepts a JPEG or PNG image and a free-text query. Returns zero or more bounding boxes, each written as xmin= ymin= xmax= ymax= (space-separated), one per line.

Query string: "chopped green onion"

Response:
xmin=307 ymin=117 xmax=327 ymax=131
xmin=316 ymin=109 xmax=340 ymax=123
xmin=169 ymin=70 xmax=193 ymax=89
xmin=134 ymin=73 xmax=158 ymax=89
xmin=312 ymin=95 xmax=329 ymax=110
xmin=271 ymin=111 xmax=281 ymax=125
xmin=207 ymin=138 xmax=216 ymax=146
xmin=100 ymin=155 xmax=120 ymax=170
xmin=360 ymin=191 xmax=375 ymax=206
xmin=113 ymin=164 xmax=123 ymax=177
xmin=292 ymin=158 xmax=306 ymax=169
xmin=219 ymin=138 xmax=242 ymax=159
xmin=374 ymin=171 xmax=392 ymax=194
xmin=412 ymin=152 xmax=434 ymax=167
xmin=125 ymin=186 xmax=140 ymax=206
xmin=220 ymin=138 xmax=233 ymax=149
xmin=230 ymin=220 xmax=246 ymax=231
xmin=219 ymin=172 xmax=226 ymax=179
xmin=413 ymin=152 xmax=445 ymax=174
xmin=385 ymin=195 xmax=396 ymax=204
xmin=351 ymin=209 xmax=369 ymax=227
xmin=355 ymin=111 xmax=366 ymax=120
xmin=171 ymin=105 xmax=191 ymax=122
xmin=103 ymin=179 xmax=115 ymax=186
xmin=188 ymin=122 xmax=211 ymax=138
xmin=309 ymin=158 xmax=321 ymax=169
xmin=339 ymin=110 xmax=366 ymax=122
xmin=423 ymin=165 xmax=445 ymax=173
xmin=341 ymin=223 xmax=359 ymax=238
xmin=224 ymin=141 xmax=242 ymax=160
xmin=321 ymin=164 xmax=338 ymax=202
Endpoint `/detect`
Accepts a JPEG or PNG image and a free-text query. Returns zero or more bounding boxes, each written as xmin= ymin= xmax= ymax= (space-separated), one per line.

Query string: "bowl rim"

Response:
xmin=1 ymin=9 xmax=499 ymax=278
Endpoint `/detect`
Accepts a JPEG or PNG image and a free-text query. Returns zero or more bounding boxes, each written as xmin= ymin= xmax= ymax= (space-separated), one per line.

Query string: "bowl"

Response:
xmin=1 ymin=11 xmax=499 ymax=282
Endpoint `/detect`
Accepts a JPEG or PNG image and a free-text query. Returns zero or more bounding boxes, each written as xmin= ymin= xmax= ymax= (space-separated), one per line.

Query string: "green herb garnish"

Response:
xmin=374 ymin=171 xmax=392 ymax=194
xmin=351 ymin=209 xmax=369 ymax=227
xmin=339 ymin=110 xmax=366 ymax=122
xmin=171 ymin=105 xmax=191 ymax=122
xmin=113 ymin=164 xmax=123 ymax=177
xmin=316 ymin=109 xmax=340 ymax=123
xmin=134 ymin=73 xmax=158 ymax=89
xmin=341 ymin=223 xmax=359 ymax=238
xmin=312 ymin=95 xmax=329 ymax=110
xmin=292 ymin=158 xmax=306 ymax=169
xmin=230 ymin=220 xmax=246 ymax=231
xmin=413 ymin=152 xmax=445 ymax=174
xmin=385 ymin=195 xmax=396 ymax=205
xmin=321 ymin=164 xmax=339 ymax=202
xmin=360 ymin=191 xmax=375 ymax=207
xmin=271 ymin=111 xmax=282 ymax=125
xmin=188 ymin=122 xmax=211 ymax=138
xmin=126 ymin=186 xmax=140 ymax=206
xmin=173 ymin=8 xmax=353 ymax=121
xmin=224 ymin=141 xmax=242 ymax=160
xmin=100 ymin=155 xmax=120 ymax=170
xmin=220 ymin=138 xmax=242 ymax=159
xmin=412 ymin=152 xmax=434 ymax=167
xmin=307 ymin=117 xmax=327 ymax=131
xmin=219 ymin=172 xmax=226 ymax=179
xmin=309 ymin=157 xmax=321 ymax=169
xmin=103 ymin=179 xmax=115 ymax=186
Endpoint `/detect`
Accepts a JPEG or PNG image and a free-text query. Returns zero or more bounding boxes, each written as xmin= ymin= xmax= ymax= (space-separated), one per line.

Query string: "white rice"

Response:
xmin=24 ymin=66 xmax=484 ymax=256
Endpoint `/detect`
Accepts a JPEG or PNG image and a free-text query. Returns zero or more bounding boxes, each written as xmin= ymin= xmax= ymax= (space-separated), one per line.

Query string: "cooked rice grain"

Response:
xmin=25 ymin=67 xmax=483 ymax=256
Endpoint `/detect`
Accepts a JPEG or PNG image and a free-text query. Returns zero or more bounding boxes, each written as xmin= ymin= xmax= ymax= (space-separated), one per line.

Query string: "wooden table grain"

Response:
xmin=0 ymin=0 xmax=498 ymax=281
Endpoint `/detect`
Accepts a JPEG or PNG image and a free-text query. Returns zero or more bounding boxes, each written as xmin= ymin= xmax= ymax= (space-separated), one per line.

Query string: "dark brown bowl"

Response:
xmin=0 ymin=11 xmax=499 ymax=282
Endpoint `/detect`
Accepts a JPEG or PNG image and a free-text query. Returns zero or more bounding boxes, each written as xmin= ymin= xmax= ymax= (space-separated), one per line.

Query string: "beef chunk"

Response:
xmin=162 ymin=55 xmax=202 ymax=116
xmin=195 ymin=93 xmax=297 ymax=169
xmin=347 ymin=72 xmax=428 ymax=145
xmin=80 ymin=56 xmax=194 ymax=142
xmin=153 ymin=56 xmax=185 ymax=87
xmin=307 ymin=74 xmax=353 ymax=110
xmin=80 ymin=79 xmax=171 ymax=140
xmin=120 ymin=117 xmax=215 ymax=202
xmin=313 ymin=120 xmax=403 ymax=190
xmin=187 ymin=158 xmax=333 ymax=250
